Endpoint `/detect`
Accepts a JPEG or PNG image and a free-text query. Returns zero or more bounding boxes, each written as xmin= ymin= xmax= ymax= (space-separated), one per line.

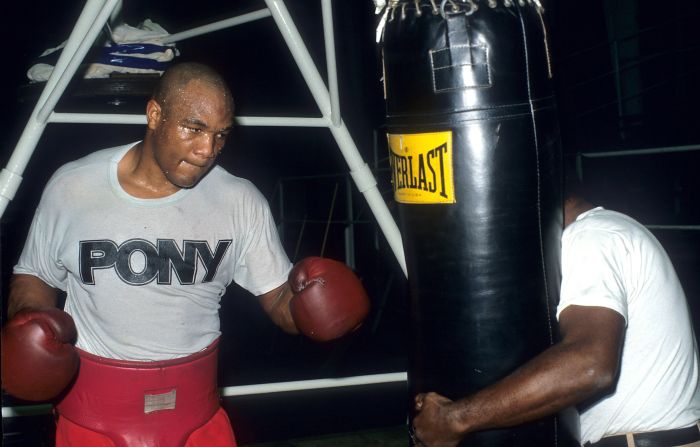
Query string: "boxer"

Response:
xmin=2 ymin=62 xmax=370 ymax=447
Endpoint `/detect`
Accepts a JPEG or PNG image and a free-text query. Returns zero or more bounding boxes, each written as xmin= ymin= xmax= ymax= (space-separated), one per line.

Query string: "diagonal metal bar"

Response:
xmin=0 ymin=0 xmax=120 ymax=218
xmin=264 ymin=0 xmax=407 ymax=275
xmin=162 ymin=8 xmax=272 ymax=44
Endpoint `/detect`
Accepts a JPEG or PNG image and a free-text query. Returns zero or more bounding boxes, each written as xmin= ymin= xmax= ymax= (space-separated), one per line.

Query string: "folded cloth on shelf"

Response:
xmin=109 ymin=18 xmax=172 ymax=45
xmin=27 ymin=19 xmax=179 ymax=82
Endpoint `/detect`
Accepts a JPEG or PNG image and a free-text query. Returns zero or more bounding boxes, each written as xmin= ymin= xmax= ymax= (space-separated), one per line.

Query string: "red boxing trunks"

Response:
xmin=55 ymin=340 xmax=236 ymax=447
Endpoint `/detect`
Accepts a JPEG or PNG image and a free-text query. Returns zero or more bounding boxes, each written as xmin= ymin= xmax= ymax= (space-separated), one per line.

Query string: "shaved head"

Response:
xmin=152 ymin=62 xmax=234 ymax=115
xmin=138 ymin=62 xmax=235 ymax=192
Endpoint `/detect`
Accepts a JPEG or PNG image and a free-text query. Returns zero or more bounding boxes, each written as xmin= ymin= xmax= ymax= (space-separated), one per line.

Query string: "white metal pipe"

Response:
xmin=0 ymin=0 xmax=117 ymax=218
xmin=48 ymin=114 xmax=334 ymax=127
xmin=220 ymin=372 xmax=407 ymax=397
xmin=2 ymin=404 xmax=52 ymax=418
xmin=162 ymin=9 xmax=272 ymax=44
xmin=265 ymin=0 xmax=332 ymax=118
xmin=236 ymin=116 xmax=330 ymax=127
xmin=330 ymin=123 xmax=407 ymax=275
xmin=50 ymin=112 xmax=146 ymax=125
xmin=581 ymin=144 xmax=700 ymax=158
xmin=265 ymin=0 xmax=407 ymax=275
xmin=37 ymin=0 xmax=121 ymax=124
xmin=35 ymin=0 xmax=108 ymax=113
xmin=2 ymin=372 xmax=408 ymax=418
xmin=109 ymin=0 xmax=123 ymax=24
xmin=0 ymin=121 xmax=44 ymax=215
xmin=321 ymin=0 xmax=341 ymax=126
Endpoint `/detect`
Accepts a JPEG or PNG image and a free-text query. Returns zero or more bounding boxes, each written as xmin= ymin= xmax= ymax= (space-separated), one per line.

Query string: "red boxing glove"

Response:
xmin=289 ymin=257 xmax=370 ymax=342
xmin=1 ymin=308 xmax=79 ymax=401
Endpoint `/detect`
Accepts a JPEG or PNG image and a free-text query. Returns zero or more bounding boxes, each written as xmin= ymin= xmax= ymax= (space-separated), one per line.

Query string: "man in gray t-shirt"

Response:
xmin=2 ymin=62 xmax=370 ymax=446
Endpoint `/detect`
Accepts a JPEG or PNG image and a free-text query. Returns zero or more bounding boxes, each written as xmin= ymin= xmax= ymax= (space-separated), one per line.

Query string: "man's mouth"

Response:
xmin=181 ymin=160 xmax=208 ymax=169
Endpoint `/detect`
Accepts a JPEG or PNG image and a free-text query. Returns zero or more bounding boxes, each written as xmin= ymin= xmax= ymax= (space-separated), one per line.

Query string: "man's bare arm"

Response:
xmin=413 ymin=305 xmax=625 ymax=446
xmin=257 ymin=283 xmax=299 ymax=335
xmin=7 ymin=274 xmax=60 ymax=319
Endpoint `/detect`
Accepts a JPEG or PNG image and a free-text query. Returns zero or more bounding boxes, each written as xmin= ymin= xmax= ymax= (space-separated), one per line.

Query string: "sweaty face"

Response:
xmin=151 ymin=80 xmax=234 ymax=189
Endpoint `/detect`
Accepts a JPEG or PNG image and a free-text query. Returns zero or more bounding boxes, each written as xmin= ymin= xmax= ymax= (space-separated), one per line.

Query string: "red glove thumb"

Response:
xmin=289 ymin=257 xmax=370 ymax=342
xmin=1 ymin=308 xmax=79 ymax=401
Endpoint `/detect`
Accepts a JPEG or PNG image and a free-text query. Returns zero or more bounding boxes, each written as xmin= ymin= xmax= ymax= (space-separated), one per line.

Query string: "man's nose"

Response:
xmin=193 ymin=134 xmax=218 ymax=159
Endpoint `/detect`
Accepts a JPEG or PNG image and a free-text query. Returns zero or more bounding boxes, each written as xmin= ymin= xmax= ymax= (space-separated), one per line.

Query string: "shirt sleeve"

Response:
xmin=13 ymin=188 xmax=69 ymax=291
xmin=232 ymin=189 xmax=292 ymax=296
xmin=557 ymin=226 xmax=628 ymax=324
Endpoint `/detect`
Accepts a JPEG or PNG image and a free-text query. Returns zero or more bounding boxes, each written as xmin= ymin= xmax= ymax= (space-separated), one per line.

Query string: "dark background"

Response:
xmin=1 ymin=1 xmax=699 ymax=445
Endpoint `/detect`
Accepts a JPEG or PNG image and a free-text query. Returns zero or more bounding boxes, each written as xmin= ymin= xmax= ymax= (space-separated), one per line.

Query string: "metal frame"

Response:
xmin=3 ymin=372 xmax=408 ymax=418
xmin=1 ymin=0 xmax=409 ymax=420
xmin=0 ymin=0 xmax=407 ymax=275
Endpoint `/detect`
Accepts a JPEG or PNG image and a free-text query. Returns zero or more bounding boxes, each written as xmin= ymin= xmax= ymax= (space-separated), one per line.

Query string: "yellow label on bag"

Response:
xmin=387 ymin=131 xmax=456 ymax=204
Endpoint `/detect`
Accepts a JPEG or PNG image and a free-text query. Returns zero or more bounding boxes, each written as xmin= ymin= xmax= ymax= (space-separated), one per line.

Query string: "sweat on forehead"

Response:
xmin=152 ymin=62 xmax=233 ymax=109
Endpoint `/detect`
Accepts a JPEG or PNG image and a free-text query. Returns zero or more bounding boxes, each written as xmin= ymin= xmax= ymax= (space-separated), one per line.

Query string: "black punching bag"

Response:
xmin=380 ymin=1 xmax=578 ymax=446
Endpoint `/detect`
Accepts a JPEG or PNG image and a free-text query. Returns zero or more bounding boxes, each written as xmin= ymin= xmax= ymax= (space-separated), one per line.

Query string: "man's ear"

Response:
xmin=146 ymin=99 xmax=162 ymax=131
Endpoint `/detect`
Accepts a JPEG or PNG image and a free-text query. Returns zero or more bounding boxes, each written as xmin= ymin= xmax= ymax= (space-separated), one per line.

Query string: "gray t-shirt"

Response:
xmin=15 ymin=143 xmax=292 ymax=360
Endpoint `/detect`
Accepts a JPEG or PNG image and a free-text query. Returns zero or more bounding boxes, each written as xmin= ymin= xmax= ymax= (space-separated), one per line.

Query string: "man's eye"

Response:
xmin=182 ymin=126 xmax=201 ymax=133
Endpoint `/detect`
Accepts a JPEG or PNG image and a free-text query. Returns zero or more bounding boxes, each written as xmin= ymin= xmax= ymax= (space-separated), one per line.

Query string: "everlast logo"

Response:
xmin=389 ymin=143 xmax=449 ymax=198
xmin=387 ymin=131 xmax=456 ymax=204
xmin=80 ymin=239 xmax=232 ymax=285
